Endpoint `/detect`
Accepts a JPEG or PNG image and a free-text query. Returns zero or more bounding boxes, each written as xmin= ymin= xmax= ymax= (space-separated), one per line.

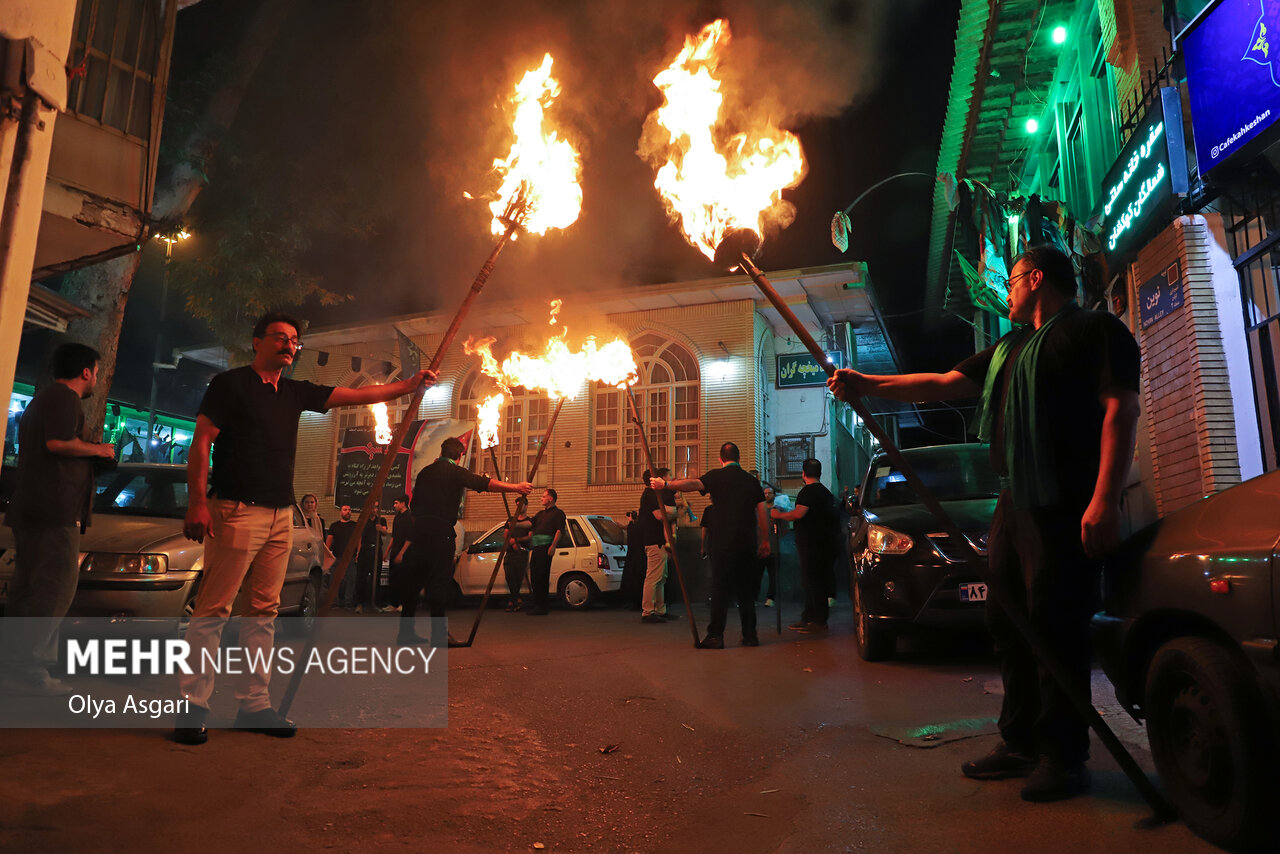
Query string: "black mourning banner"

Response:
xmin=335 ymin=422 xmax=425 ymax=508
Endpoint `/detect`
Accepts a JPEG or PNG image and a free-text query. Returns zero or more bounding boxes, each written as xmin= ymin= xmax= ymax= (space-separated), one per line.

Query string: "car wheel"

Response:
xmin=558 ymin=573 xmax=598 ymax=609
xmin=853 ymin=578 xmax=893 ymax=661
xmin=288 ymin=575 xmax=321 ymax=636
xmin=1144 ymin=637 xmax=1278 ymax=850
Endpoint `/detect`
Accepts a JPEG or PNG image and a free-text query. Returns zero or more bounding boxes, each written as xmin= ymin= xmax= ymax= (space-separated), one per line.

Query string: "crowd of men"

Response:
xmin=0 ymin=244 xmax=1141 ymax=803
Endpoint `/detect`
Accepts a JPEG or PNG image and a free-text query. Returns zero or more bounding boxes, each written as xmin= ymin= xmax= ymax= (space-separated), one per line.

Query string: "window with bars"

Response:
xmin=457 ymin=371 xmax=552 ymax=484
xmin=67 ymin=0 xmax=161 ymax=141
xmin=591 ymin=333 xmax=700 ymax=484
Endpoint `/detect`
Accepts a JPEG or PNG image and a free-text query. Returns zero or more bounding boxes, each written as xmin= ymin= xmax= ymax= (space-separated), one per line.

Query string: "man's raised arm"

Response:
xmin=827 ymin=368 xmax=979 ymax=404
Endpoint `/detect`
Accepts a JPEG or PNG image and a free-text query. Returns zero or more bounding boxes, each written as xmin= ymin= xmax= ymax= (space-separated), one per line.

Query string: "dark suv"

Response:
xmin=1094 ymin=470 xmax=1280 ymax=851
xmin=848 ymin=443 xmax=999 ymax=660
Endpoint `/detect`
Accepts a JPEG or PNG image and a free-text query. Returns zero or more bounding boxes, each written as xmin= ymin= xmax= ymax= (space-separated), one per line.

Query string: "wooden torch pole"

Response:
xmin=279 ymin=195 xmax=527 ymax=716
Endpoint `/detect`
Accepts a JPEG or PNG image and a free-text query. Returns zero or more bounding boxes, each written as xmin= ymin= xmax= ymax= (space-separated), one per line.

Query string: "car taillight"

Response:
xmin=597 ymin=553 xmax=608 ymax=569
xmin=866 ymin=525 xmax=913 ymax=555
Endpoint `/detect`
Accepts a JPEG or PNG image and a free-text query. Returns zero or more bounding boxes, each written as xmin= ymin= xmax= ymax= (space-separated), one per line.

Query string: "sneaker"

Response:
xmin=741 ymin=635 xmax=760 ymax=647
xmin=697 ymin=635 xmax=725 ymax=650
xmin=1 ymin=673 xmax=73 ymax=697
xmin=641 ymin=614 xmax=665 ymax=624
xmin=1020 ymin=757 xmax=1090 ymax=802
xmin=234 ymin=706 xmax=297 ymax=738
xmin=173 ymin=706 xmax=209 ymax=746
xmin=961 ymin=742 xmax=1037 ymax=780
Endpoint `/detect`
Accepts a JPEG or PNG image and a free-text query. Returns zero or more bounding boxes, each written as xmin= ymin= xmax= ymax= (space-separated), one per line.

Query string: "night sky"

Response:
xmin=37 ymin=0 xmax=967 ymax=419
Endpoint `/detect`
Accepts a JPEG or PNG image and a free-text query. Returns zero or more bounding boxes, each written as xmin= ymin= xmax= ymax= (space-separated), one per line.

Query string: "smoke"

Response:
xmin=244 ymin=0 xmax=911 ymax=328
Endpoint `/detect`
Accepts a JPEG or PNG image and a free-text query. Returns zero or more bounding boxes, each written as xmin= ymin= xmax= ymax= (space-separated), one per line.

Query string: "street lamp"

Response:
xmin=146 ymin=225 xmax=190 ymax=461
xmin=830 ymin=172 xmax=935 ymax=252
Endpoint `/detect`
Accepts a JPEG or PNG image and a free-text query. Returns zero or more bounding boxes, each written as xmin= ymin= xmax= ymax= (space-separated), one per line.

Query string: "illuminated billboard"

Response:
xmin=1182 ymin=0 xmax=1280 ymax=175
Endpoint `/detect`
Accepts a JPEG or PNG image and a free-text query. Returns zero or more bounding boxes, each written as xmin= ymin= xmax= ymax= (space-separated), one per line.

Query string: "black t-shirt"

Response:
xmin=530 ymin=506 xmax=567 ymax=547
xmin=505 ymin=514 xmax=533 ymax=550
xmin=199 ymin=366 xmax=334 ymax=507
xmin=410 ymin=458 xmax=490 ymax=535
xmin=953 ymin=305 xmax=1140 ymax=510
xmin=637 ymin=486 xmax=676 ymax=546
xmin=698 ymin=464 xmax=765 ymax=553
xmin=328 ymin=519 xmax=358 ymax=559
xmin=795 ymin=482 xmax=837 ymax=552
xmin=390 ymin=510 xmax=413 ymax=563
xmin=6 ymin=383 xmax=93 ymax=529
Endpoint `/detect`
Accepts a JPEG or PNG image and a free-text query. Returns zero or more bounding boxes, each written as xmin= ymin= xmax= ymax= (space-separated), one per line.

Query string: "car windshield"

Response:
xmin=863 ymin=446 xmax=1000 ymax=508
xmin=93 ymin=469 xmax=188 ymax=518
xmin=588 ymin=516 xmax=625 ymax=546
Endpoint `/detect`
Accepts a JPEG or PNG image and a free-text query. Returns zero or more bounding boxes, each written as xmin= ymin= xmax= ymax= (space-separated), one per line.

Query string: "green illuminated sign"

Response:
xmin=777 ymin=351 xmax=844 ymax=388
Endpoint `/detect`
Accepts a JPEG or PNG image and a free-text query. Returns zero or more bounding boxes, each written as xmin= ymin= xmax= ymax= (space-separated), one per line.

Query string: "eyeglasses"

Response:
xmin=264 ymin=332 xmax=303 ymax=349
xmin=1006 ymin=270 xmax=1035 ymax=288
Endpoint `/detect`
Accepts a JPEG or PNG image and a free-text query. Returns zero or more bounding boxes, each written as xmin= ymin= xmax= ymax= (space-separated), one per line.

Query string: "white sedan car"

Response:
xmin=455 ymin=514 xmax=627 ymax=608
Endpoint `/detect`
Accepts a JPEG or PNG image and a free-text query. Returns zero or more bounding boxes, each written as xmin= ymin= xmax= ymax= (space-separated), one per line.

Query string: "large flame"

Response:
xmin=370 ymin=403 xmax=392 ymax=445
xmin=464 ymin=303 xmax=638 ymax=401
xmin=476 ymin=393 xmax=505 ymax=450
xmin=487 ymin=54 xmax=584 ymax=236
xmin=640 ymin=20 xmax=805 ymax=260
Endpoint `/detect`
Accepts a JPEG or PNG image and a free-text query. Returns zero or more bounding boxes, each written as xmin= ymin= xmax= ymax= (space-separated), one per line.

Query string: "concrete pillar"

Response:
xmin=0 ymin=0 xmax=76 ymax=455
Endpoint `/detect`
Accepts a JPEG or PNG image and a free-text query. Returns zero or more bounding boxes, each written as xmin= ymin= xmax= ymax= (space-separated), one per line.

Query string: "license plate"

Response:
xmin=959 ymin=582 xmax=987 ymax=603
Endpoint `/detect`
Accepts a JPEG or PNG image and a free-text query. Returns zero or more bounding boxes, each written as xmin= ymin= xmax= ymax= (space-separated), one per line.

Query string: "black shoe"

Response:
xmin=446 ymin=633 xmax=466 ymax=649
xmin=787 ymin=621 xmax=809 ymax=631
xmin=697 ymin=635 xmax=724 ymax=649
xmin=961 ymin=742 xmax=1037 ymax=780
xmin=173 ymin=706 xmax=209 ymax=746
xmin=794 ymin=622 xmax=828 ymax=634
xmin=1020 ymin=757 xmax=1090 ymax=802
xmin=661 ymin=612 xmax=681 ymax=621
xmin=397 ymin=631 xmax=429 ymax=646
xmin=233 ymin=706 xmax=297 ymax=738
xmin=742 ymin=635 xmax=760 ymax=647
xmin=641 ymin=614 xmax=665 ymax=624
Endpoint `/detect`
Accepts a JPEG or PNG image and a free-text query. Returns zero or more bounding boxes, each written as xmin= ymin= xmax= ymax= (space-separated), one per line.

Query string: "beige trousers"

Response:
xmin=642 ymin=544 xmax=669 ymax=617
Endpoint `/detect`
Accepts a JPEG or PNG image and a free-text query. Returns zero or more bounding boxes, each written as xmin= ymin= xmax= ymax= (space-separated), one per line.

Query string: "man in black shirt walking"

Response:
xmin=402 ymin=437 xmax=530 ymax=644
xmin=828 ymin=245 xmax=1141 ymax=801
xmin=771 ymin=458 xmax=837 ymax=632
xmin=527 ymin=488 xmax=566 ymax=615
xmin=653 ymin=442 xmax=768 ymax=648
xmin=176 ymin=311 xmax=436 ymax=745
xmin=637 ymin=467 xmax=677 ymax=623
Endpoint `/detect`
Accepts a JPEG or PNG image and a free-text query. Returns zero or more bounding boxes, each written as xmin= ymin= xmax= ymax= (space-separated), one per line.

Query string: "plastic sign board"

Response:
xmin=1099 ymin=88 xmax=1189 ymax=264
xmin=1182 ymin=0 xmax=1280 ymax=176
xmin=777 ymin=351 xmax=845 ymax=388
xmin=1139 ymin=261 xmax=1184 ymax=329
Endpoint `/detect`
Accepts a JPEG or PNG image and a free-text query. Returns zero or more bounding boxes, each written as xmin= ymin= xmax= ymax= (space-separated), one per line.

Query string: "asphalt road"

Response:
xmin=0 ymin=603 xmax=1220 ymax=853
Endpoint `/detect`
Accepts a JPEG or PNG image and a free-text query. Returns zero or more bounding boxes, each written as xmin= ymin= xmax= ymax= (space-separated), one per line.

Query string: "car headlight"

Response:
xmin=81 ymin=553 xmax=169 ymax=575
xmin=866 ymin=524 xmax=914 ymax=555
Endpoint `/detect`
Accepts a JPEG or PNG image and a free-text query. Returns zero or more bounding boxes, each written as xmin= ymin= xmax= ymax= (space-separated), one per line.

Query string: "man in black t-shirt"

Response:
xmin=326 ymin=504 xmax=358 ymax=606
xmin=176 ymin=311 xmax=436 ymax=746
xmin=654 ymin=442 xmax=768 ymax=648
xmin=771 ymin=459 xmax=837 ymax=631
xmin=401 ymin=437 xmax=530 ymax=644
xmin=2 ymin=343 xmax=114 ymax=696
xmin=387 ymin=494 xmax=413 ymax=609
xmin=637 ymin=467 xmax=677 ymax=623
xmin=527 ymin=488 xmax=567 ymax=615
xmin=828 ymin=246 xmax=1141 ymax=802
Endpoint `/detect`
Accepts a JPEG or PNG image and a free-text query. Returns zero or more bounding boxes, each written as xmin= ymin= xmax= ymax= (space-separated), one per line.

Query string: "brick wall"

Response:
xmin=1131 ymin=216 xmax=1243 ymax=515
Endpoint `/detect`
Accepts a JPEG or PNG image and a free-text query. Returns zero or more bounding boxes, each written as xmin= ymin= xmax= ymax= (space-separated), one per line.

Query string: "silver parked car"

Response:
xmin=455 ymin=514 xmax=627 ymax=608
xmin=0 ymin=463 xmax=323 ymax=633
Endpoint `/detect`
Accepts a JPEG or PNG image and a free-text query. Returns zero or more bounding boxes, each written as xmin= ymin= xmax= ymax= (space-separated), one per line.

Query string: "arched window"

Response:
xmin=458 ymin=370 xmax=552 ymax=484
xmin=333 ymin=368 xmax=406 ymax=436
xmin=591 ymin=333 xmax=700 ymax=484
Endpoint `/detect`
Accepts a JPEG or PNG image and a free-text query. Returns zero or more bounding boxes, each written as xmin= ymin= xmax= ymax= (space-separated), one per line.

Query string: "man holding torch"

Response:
xmin=400 ymin=437 xmax=531 ymax=645
xmin=827 ymin=246 xmax=1140 ymax=802
xmin=176 ymin=312 xmax=437 ymax=745
xmin=652 ymin=442 xmax=769 ymax=649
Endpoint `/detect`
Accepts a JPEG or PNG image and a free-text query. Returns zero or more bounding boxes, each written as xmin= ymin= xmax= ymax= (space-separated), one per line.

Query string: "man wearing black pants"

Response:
xmin=828 ymin=245 xmax=1140 ymax=802
xmin=526 ymin=488 xmax=565 ymax=615
xmin=772 ymin=458 xmax=837 ymax=632
xmin=654 ymin=442 xmax=768 ymax=648
xmin=400 ymin=437 xmax=530 ymax=645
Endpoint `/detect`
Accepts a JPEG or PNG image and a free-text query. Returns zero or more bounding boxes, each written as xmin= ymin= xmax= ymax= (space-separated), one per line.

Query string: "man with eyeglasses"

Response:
xmin=828 ymin=245 xmax=1140 ymax=803
xmin=174 ymin=311 xmax=436 ymax=745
